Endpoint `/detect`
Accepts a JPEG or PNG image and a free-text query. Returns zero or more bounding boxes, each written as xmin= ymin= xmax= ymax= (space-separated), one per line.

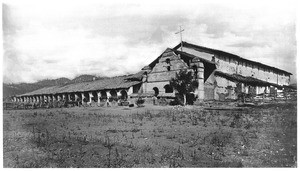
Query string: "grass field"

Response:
xmin=3 ymin=102 xmax=297 ymax=168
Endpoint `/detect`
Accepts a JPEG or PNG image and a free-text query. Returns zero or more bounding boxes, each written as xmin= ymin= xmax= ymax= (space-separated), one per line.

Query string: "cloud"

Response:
xmin=2 ymin=0 xmax=297 ymax=83
xmin=228 ymin=42 xmax=266 ymax=48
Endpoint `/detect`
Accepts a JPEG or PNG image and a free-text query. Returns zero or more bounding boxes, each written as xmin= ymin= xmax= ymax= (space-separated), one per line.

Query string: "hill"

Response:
xmin=3 ymin=75 xmax=105 ymax=99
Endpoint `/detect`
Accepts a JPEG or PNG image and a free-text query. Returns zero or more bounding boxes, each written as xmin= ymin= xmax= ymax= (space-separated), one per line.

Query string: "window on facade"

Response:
xmin=192 ymin=65 xmax=198 ymax=78
xmin=166 ymin=58 xmax=170 ymax=64
xmin=211 ymin=56 xmax=215 ymax=62
xmin=192 ymin=65 xmax=197 ymax=72
xmin=167 ymin=66 xmax=171 ymax=71
xmin=164 ymin=84 xmax=173 ymax=93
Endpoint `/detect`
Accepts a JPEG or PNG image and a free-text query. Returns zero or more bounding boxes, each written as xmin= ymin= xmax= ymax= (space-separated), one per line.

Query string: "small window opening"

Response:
xmin=212 ymin=56 xmax=215 ymax=62
xmin=166 ymin=58 xmax=170 ymax=64
xmin=167 ymin=66 xmax=171 ymax=71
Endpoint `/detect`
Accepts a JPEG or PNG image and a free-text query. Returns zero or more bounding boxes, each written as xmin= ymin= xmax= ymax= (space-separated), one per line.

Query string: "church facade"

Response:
xmin=137 ymin=41 xmax=291 ymax=102
xmin=13 ymin=41 xmax=292 ymax=105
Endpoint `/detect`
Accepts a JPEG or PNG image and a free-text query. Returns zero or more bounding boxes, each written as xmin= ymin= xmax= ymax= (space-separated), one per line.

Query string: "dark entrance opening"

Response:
xmin=100 ymin=91 xmax=107 ymax=101
xmin=153 ymin=87 xmax=159 ymax=97
xmin=110 ymin=90 xmax=118 ymax=101
xmin=164 ymin=84 xmax=173 ymax=93
xmin=120 ymin=90 xmax=128 ymax=100
xmin=83 ymin=92 xmax=90 ymax=103
xmin=92 ymin=91 xmax=98 ymax=102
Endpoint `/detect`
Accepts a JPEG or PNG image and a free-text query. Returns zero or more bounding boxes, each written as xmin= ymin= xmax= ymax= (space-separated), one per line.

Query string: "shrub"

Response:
xmin=169 ymin=99 xmax=181 ymax=106
xmin=135 ymin=97 xmax=145 ymax=107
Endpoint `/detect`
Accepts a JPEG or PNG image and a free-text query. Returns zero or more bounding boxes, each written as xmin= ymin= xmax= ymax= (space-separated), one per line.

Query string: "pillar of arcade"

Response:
xmin=62 ymin=94 xmax=66 ymax=101
xmin=52 ymin=95 xmax=57 ymax=102
xmin=97 ymin=91 xmax=101 ymax=104
xmin=35 ymin=96 xmax=39 ymax=103
xmin=60 ymin=94 xmax=64 ymax=101
xmin=48 ymin=95 xmax=52 ymax=102
xmin=117 ymin=90 xmax=121 ymax=99
xmin=89 ymin=92 xmax=94 ymax=103
xmin=67 ymin=93 xmax=72 ymax=101
xmin=106 ymin=91 xmax=111 ymax=100
xmin=75 ymin=93 xmax=79 ymax=101
xmin=44 ymin=95 xmax=48 ymax=102
xmin=81 ymin=93 xmax=85 ymax=104
xmin=40 ymin=95 xmax=43 ymax=102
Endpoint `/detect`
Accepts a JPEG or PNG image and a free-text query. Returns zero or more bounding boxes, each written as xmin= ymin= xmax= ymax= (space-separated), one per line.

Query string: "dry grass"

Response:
xmin=3 ymin=102 xmax=297 ymax=168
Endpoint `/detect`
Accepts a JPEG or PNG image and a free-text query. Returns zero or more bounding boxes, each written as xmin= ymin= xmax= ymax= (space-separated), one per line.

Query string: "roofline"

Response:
xmin=173 ymin=41 xmax=292 ymax=75
xmin=214 ymin=71 xmax=283 ymax=88
xmin=15 ymin=79 xmax=142 ymax=97
xmin=174 ymin=50 xmax=217 ymax=65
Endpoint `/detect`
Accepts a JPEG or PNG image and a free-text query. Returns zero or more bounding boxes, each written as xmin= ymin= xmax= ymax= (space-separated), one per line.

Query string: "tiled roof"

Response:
xmin=174 ymin=41 xmax=292 ymax=75
xmin=125 ymin=70 xmax=151 ymax=81
xmin=174 ymin=50 xmax=217 ymax=65
xmin=17 ymin=76 xmax=141 ymax=96
xmin=214 ymin=71 xmax=281 ymax=87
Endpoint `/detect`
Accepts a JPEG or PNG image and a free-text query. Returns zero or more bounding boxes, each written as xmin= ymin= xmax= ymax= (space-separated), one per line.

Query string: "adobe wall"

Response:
xmin=145 ymin=49 xmax=189 ymax=94
xmin=146 ymin=81 xmax=174 ymax=95
xmin=143 ymin=48 xmax=205 ymax=100
xmin=215 ymin=55 xmax=290 ymax=86
xmin=182 ymin=47 xmax=290 ymax=86
xmin=214 ymin=76 xmax=237 ymax=101
xmin=203 ymin=71 xmax=216 ymax=100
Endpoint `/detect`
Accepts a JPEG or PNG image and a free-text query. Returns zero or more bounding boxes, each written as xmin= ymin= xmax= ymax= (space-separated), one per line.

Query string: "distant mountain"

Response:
xmin=3 ymin=74 xmax=106 ymax=99
xmin=70 ymin=74 xmax=108 ymax=83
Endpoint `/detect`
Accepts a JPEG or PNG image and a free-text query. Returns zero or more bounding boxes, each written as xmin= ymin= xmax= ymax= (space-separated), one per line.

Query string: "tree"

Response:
xmin=170 ymin=69 xmax=199 ymax=105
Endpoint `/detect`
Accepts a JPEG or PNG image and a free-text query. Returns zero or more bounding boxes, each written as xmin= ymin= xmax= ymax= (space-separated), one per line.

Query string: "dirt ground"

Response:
xmin=3 ymin=102 xmax=297 ymax=168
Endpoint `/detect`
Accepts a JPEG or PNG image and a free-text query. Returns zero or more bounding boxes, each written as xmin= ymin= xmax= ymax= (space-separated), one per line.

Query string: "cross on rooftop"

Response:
xmin=175 ymin=26 xmax=184 ymax=51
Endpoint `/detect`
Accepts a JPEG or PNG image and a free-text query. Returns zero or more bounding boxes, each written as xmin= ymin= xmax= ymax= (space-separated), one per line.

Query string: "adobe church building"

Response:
xmin=14 ymin=41 xmax=292 ymax=105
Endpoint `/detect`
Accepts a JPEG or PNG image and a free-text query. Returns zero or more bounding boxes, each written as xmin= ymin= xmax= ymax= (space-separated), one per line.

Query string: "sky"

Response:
xmin=2 ymin=0 xmax=298 ymax=84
